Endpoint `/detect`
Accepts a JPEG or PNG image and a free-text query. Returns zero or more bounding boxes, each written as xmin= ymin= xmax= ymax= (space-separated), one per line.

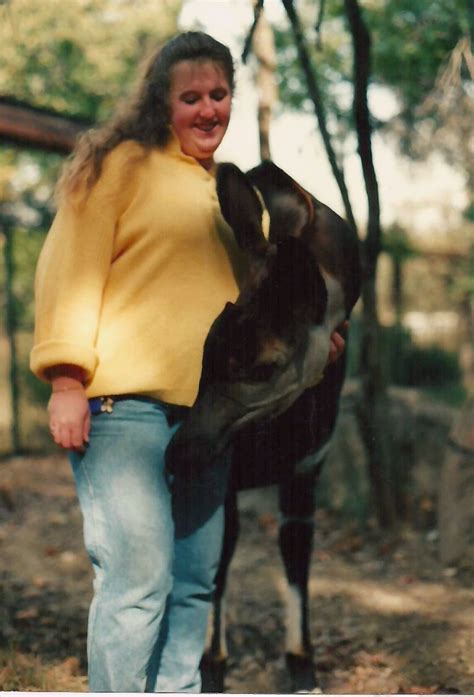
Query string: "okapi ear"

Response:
xmin=268 ymin=236 xmax=328 ymax=331
xmin=216 ymin=163 xmax=268 ymax=256
xmin=246 ymin=161 xmax=315 ymax=243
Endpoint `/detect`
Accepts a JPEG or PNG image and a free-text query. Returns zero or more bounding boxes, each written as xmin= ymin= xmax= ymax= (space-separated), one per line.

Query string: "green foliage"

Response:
xmin=273 ymin=4 xmax=354 ymax=142
xmin=421 ymin=383 xmax=468 ymax=407
xmin=0 ymin=1 xmax=182 ymax=220
xmin=382 ymin=324 xmax=463 ymax=390
xmin=464 ymin=201 xmax=474 ymax=223
xmin=348 ymin=319 xmax=465 ymax=402
xmin=273 ymin=0 xmax=470 ymax=166
xmin=368 ymin=0 xmax=469 ymax=114
xmin=10 ymin=228 xmax=48 ymax=331
xmin=379 ymin=323 xmax=413 ymax=384
xmin=399 ymin=344 xmax=463 ymax=387
xmin=0 ymin=0 xmax=182 ymax=121
xmin=20 ymin=343 xmax=51 ymax=405
xmin=0 ymin=146 xmax=60 ymax=341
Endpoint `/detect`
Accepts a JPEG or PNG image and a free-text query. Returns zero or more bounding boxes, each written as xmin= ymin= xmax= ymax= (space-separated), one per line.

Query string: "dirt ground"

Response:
xmin=1 ymin=453 xmax=473 ymax=694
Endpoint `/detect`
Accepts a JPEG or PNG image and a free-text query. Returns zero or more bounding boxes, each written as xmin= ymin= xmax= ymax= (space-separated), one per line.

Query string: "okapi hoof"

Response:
xmin=286 ymin=652 xmax=322 ymax=693
xmin=200 ymin=654 xmax=227 ymax=693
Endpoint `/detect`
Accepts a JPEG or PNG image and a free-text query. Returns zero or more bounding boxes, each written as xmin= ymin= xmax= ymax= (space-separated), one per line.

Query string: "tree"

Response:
xmin=275 ymin=3 xmax=469 ymax=135
xmin=344 ymin=0 xmax=398 ymax=527
xmin=244 ymin=0 xmax=278 ymax=161
xmin=280 ymin=0 xmax=357 ymax=233
xmin=383 ymin=223 xmax=418 ymax=325
xmin=269 ymin=0 xmax=471 ymax=524
xmin=369 ymin=2 xmax=472 ymax=185
xmin=277 ymin=0 xmax=397 ymax=525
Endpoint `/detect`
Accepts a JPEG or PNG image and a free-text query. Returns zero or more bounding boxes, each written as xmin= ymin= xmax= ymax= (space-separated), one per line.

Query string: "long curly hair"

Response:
xmin=56 ymin=31 xmax=235 ymax=199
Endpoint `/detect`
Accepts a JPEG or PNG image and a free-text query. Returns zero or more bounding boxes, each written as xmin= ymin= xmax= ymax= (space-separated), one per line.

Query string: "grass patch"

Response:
xmin=0 ymin=648 xmax=87 ymax=691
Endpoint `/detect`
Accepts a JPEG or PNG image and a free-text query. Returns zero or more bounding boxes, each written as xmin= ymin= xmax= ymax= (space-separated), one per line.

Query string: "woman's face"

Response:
xmin=169 ymin=59 xmax=232 ymax=169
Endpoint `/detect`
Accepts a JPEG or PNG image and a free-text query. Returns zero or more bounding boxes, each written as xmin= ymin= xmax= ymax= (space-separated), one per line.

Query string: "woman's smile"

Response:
xmin=169 ymin=59 xmax=232 ymax=169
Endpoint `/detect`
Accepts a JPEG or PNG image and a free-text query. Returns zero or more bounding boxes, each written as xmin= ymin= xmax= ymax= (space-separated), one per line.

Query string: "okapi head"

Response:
xmin=166 ymin=161 xmax=361 ymax=477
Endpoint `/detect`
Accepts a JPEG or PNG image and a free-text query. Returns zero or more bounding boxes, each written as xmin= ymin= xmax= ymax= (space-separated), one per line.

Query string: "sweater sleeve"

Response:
xmin=30 ymin=143 xmax=138 ymax=383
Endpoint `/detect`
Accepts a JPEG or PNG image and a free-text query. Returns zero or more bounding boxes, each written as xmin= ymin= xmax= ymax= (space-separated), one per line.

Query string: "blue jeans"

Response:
xmin=69 ymin=398 xmax=229 ymax=692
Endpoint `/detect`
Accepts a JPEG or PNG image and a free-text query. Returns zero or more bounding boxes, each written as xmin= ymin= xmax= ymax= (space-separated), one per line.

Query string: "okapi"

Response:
xmin=166 ymin=161 xmax=361 ymax=693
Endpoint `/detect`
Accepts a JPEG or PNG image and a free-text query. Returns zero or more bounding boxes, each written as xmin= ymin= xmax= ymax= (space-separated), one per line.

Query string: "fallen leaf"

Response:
xmin=32 ymin=576 xmax=48 ymax=589
xmin=58 ymin=656 xmax=80 ymax=676
xmin=330 ymin=534 xmax=364 ymax=553
xmin=258 ymin=513 xmax=278 ymax=535
xmin=15 ymin=608 xmax=39 ymax=620
xmin=401 ymin=685 xmax=439 ymax=695
xmin=60 ymin=551 xmax=78 ymax=565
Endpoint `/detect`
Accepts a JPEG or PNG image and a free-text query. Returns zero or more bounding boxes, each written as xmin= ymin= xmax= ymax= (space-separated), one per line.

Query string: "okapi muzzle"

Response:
xmin=165 ymin=161 xmax=361 ymax=479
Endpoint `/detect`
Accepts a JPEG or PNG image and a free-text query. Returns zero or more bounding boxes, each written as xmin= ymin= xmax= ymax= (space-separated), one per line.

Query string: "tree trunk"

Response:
xmin=357 ymin=280 xmax=397 ymax=527
xmin=392 ymin=258 xmax=403 ymax=325
xmin=344 ymin=0 xmax=397 ymax=527
xmin=251 ymin=0 xmax=277 ymax=161
xmin=279 ymin=0 xmax=397 ymax=526
xmin=2 ymin=220 xmax=21 ymax=453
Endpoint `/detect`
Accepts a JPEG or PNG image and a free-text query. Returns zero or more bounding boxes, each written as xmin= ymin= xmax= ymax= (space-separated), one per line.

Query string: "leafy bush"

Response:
xmin=400 ymin=344 xmax=463 ymax=386
xmin=348 ymin=318 xmax=463 ymax=389
xmin=382 ymin=324 xmax=462 ymax=387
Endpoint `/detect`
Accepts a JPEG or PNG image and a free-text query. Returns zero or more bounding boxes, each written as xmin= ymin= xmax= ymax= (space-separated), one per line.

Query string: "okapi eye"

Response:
xmin=245 ymin=361 xmax=279 ymax=383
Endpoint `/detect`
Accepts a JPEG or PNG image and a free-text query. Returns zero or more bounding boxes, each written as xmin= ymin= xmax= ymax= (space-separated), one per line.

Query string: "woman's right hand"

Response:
xmin=47 ymin=373 xmax=90 ymax=451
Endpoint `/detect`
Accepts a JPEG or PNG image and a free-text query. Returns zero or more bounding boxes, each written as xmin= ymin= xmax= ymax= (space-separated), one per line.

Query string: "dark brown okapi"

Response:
xmin=166 ymin=161 xmax=361 ymax=693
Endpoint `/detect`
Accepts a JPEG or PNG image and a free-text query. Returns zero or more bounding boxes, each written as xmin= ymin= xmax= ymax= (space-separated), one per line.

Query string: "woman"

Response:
xmin=31 ymin=31 xmax=345 ymax=692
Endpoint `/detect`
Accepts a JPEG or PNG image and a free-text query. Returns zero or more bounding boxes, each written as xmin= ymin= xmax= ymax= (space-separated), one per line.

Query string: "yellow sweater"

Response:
xmin=30 ymin=138 xmax=246 ymax=406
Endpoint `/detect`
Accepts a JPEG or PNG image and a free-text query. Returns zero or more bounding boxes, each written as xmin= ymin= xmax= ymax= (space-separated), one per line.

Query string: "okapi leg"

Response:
xmin=278 ymin=471 xmax=321 ymax=693
xmin=201 ymin=490 xmax=240 ymax=693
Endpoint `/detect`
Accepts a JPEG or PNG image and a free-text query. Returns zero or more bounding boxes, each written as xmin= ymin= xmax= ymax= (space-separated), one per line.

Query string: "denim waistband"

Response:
xmin=89 ymin=394 xmax=190 ymax=425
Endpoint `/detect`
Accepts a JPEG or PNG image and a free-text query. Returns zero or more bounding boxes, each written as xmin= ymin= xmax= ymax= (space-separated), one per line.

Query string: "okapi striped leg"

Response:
xmin=201 ymin=490 xmax=240 ymax=693
xmin=279 ymin=473 xmax=321 ymax=693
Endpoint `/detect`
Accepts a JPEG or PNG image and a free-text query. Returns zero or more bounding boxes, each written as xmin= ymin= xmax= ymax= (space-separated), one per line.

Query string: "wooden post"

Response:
xmin=0 ymin=96 xmax=88 ymax=154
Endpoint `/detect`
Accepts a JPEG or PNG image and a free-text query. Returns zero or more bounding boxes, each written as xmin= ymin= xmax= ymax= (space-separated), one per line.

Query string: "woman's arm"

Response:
xmin=46 ymin=364 xmax=90 ymax=451
xmin=32 ymin=145 xmax=142 ymax=448
xmin=30 ymin=143 xmax=140 ymax=384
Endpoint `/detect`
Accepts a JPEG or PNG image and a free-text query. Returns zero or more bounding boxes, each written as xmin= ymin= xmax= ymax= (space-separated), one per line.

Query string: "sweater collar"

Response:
xmin=164 ymin=130 xmax=216 ymax=178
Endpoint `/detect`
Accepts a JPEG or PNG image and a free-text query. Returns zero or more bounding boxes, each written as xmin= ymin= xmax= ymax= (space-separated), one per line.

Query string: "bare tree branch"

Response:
xmin=281 ymin=0 xmax=357 ymax=234
xmin=251 ymin=1 xmax=277 ymax=160
xmin=242 ymin=0 xmax=265 ymax=64
xmin=315 ymin=0 xmax=326 ymax=49
xmin=344 ymin=0 xmax=397 ymax=528
xmin=343 ymin=0 xmax=381 ymax=275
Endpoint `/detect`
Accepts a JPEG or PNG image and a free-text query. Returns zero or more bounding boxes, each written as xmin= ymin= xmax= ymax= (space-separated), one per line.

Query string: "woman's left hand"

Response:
xmin=328 ymin=321 xmax=349 ymax=364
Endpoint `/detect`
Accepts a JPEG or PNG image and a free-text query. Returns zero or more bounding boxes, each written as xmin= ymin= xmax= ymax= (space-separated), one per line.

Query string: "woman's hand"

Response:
xmin=327 ymin=321 xmax=349 ymax=365
xmin=47 ymin=369 xmax=90 ymax=451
